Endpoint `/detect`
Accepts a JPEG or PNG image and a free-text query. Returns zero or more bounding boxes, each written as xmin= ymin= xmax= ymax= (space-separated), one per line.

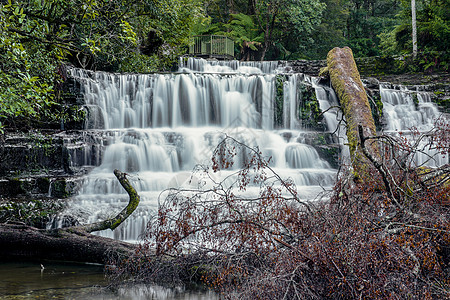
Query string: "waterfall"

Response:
xmin=62 ymin=59 xmax=449 ymax=241
xmin=380 ymin=83 xmax=448 ymax=167
xmin=179 ymin=57 xmax=280 ymax=74
xmin=63 ymin=58 xmax=341 ymax=241
xmin=62 ymin=60 xmax=449 ymax=241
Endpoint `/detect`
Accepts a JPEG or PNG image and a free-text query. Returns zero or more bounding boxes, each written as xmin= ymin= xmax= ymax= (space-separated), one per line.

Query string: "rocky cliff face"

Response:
xmin=0 ymin=130 xmax=105 ymax=198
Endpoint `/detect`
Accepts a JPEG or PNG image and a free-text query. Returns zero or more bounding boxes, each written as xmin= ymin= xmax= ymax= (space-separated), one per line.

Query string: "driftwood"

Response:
xmin=0 ymin=169 xmax=139 ymax=264
xmin=326 ymin=47 xmax=380 ymax=177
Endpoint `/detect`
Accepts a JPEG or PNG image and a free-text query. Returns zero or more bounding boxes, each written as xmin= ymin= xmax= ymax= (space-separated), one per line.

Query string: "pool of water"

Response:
xmin=0 ymin=261 xmax=216 ymax=299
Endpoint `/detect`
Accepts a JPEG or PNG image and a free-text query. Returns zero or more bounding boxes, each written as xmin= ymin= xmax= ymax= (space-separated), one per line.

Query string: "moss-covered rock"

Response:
xmin=0 ymin=198 xmax=65 ymax=228
xmin=275 ymin=75 xmax=287 ymax=127
xmin=50 ymin=178 xmax=79 ymax=198
xmin=298 ymin=83 xmax=325 ymax=131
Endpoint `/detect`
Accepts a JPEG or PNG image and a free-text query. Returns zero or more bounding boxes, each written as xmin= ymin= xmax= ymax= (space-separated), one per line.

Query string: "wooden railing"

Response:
xmin=189 ymin=35 xmax=234 ymax=59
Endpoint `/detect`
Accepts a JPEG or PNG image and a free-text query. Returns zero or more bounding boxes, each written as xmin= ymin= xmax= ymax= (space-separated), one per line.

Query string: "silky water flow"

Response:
xmin=57 ymin=58 xmax=447 ymax=242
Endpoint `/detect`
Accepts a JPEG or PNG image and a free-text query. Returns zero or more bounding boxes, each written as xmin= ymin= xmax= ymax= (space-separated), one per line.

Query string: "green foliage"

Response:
xmin=346 ymin=0 xmax=401 ymax=57
xmin=192 ymin=13 xmax=264 ymax=56
xmin=223 ymin=14 xmax=264 ymax=50
xmin=378 ymin=30 xmax=399 ymax=55
xmin=0 ymin=0 xmax=205 ymax=129
xmin=285 ymin=0 xmax=326 ymax=35
xmin=258 ymin=0 xmax=325 ymax=59
xmin=200 ymin=0 xmax=446 ymax=60
xmin=201 ymin=0 xmax=325 ymax=60
xmin=0 ymin=1 xmax=58 ymax=127
xmin=301 ymin=0 xmax=350 ymax=59
xmin=0 ymin=199 xmax=64 ymax=228
xmin=380 ymin=0 xmax=450 ymax=55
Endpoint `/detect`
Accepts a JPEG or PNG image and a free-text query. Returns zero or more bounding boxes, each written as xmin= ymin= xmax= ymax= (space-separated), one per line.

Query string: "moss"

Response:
xmin=316 ymin=146 xmax=340 ymax=169
xmin=411 ymin=93 xmax=419 ymax=109
xmin=0 ymin=198 xmax=65 ymax=228
xmin=327 ymin=47 xmax=379 ymax=178
xmin=319 ymin=66 xmax=329 ymax=77
xmin=313 ymin=134 xmax=327 ymax=145
xmin=51 ymin=179 xmax=67 ymax=198
xmin=7 ymin=178 xmax=27 ymax=196
xmin=432 ymin=94 xmax=450 ymax=113
xmin=367 ymin=90 xmax=384 ymax=131
xmin=20 ymin=131 xmax=61 ymax=173
xmin=62 ymin=105 xmax=87 ymax=130
xmin=36 ymin=177 xmax=51 ymax=194
xmin=298 ymin=83 xmax=324 ymax=130
xmin=274 ymin=75 xmax=286 ymax=127
xmin=356 ymin=52 xmax=449 ymax=77
xmin=50 ymin=178 xmax=76 ymax=198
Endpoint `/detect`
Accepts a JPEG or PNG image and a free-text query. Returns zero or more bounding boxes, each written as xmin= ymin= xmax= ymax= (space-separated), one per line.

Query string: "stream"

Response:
xmin=0 ymin=261 xmax=216 ymax=299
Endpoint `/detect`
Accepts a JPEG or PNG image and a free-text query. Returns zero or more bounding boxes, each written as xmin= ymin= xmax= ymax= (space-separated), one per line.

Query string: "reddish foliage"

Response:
xmin=108 ymin=123 xmax=449 ymax=298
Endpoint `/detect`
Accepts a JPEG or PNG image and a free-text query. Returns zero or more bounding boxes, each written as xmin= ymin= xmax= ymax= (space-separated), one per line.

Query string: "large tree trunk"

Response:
xmin=326 ymin=47 xmax=379 ymax=178
xmin=0 ymin=224 xmax=136 ymax=263
xmin=0 ymin=170 xmax=140 ymax=264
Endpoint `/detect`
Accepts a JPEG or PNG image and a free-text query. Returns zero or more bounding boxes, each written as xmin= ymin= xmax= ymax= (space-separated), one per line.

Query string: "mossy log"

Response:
xmin=81 ymin=169 xmax=140 ymax=233
xmin=326 ymin=47 xmax=380 ymax=177
xmin=0 ymin=169 xmax=139 ymax=264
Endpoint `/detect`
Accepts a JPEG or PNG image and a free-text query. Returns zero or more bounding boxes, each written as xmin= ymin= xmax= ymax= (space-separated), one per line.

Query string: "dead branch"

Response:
xmin=81 ymin=169 xmax=140 ymax=233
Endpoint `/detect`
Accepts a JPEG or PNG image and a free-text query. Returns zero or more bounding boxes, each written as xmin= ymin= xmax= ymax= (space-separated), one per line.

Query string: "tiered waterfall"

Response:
xmin=61 ymin=58 xmax=447 ymax=241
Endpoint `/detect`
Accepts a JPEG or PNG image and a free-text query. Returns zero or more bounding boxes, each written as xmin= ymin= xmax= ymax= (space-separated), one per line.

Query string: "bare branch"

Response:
xmin=81 ymin=169 xmax=140 ymax=233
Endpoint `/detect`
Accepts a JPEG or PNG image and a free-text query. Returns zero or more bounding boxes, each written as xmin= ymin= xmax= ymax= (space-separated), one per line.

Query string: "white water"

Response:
xmin=380 ymin=83 xmax=448 ymax=167
xmin=64 ymin=58 xmax=339 ymax=241
xmin=62 ymin=59 xmax=449 ymax=241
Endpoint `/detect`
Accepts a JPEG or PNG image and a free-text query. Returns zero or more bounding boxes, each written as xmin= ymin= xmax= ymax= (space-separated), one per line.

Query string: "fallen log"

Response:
xmin=0 ymin=223 xmax=136 ymax=263
xmin=326 ymin=46 xmax=380 ymax=177
xmin=0 ymin=169 xmax=139 ymax=264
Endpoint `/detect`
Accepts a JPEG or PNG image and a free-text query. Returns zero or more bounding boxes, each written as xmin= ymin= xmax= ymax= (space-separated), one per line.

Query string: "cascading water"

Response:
xmin=61 ymin=58 xmax=449 ymax=242
xmin=380 ymin=83 xmax=448 ymax=167
xmin=63 ymin=58 xmax=339 ymax=241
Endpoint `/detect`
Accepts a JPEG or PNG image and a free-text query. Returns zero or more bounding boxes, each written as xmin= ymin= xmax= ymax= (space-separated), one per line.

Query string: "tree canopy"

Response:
xmin=0 ymin=0 xmax=204 ymax=129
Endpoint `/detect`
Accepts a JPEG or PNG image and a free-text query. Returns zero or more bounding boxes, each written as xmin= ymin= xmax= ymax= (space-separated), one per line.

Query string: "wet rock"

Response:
xmin=49 ymin=178 xmax=81 ymax=198
xmin=279 ymin=60 xmax=327 ymax=75
xmin=0 ymin=130 xmax=105 ymax=198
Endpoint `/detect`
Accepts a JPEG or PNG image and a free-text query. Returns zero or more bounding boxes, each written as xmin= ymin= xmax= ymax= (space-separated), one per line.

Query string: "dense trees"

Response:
xmin=387 ymin=0 xmax=450 ymax=54
xmin=194 ymin=0 xmax=326 ymax=60
xmin=0 ymin=0 xmax=204 ymax=129
xmin=199 ymin=0 xmax=449 ymax=60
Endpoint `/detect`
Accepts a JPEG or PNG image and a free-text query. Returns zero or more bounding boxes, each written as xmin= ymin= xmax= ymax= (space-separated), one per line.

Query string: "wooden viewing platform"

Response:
xmin=189 ymin=35 xmax=234 ymax=60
